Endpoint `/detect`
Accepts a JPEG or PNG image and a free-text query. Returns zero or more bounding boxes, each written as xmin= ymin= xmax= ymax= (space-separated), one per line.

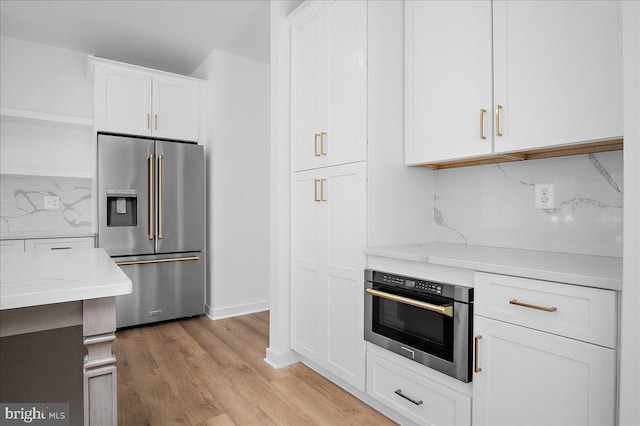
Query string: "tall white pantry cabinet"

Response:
xmin=288 ymin=0 xmax=367 ymax=391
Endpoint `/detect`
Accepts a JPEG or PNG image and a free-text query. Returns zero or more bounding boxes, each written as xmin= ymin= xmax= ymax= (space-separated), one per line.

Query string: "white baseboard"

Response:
xmin=204 ymin=300 xmax=269 ymax=321
xmin=264 ymin=347 xmax=300 ymax=369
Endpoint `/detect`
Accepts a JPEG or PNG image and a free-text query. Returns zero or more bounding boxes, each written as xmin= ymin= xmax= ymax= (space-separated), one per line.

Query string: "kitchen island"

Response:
xmin=0 ymin=248 xmax=131 ymax=426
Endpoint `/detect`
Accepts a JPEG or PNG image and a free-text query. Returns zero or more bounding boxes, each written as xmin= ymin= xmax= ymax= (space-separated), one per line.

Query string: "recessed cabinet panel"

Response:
xmin=473 ymin=316 xmax=616 ymax=426
xmin=325 ymin=0 xmax=367 ymax=167
xmin=290 ymin=0 xmax=367 ymax=171
xmin=406 ymin=0 xmax=493 ymax=165
xmin=493 ymin=0 xmax=622 ymax=153
xmin=153 ymin=77 xmax=199 ymax=142
xmin=96 ymin=66 xmax=152 ymax=137
xmin=0 ymin=240 xmax=25 ymax=254
xmin=290 ymin=3 xmax=324 ymax=172
xmin=290 ymin=162 xmax=366 ymax=390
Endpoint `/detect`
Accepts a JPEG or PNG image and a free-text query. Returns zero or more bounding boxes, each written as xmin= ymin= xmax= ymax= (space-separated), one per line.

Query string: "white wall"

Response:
xmin=367 ymin=0 xmax=433 ymax=248
xmin=192 ymin=50 xmax=270 ymax=320
xmin=0 ymin=36 xmax=92 ymax=117
xmin=619 ymin=1 xmax=640 ymax=424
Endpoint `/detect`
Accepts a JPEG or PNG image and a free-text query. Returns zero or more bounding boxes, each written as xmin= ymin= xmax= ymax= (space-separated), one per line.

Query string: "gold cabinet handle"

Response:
xmin=320 ymin=132 xmax=327 ymax=155
xmin=154 ymin=114 xmax=158 ymax=130
xmin=158 ymin=154 xmax=164 ymax=239
xmin=314 ymin=133 xmax=321 ymax=157
xmin=365 ymin=288 xmax=453 ymax=317
xmin=320 ymin=178 xmax=326 ymax=202
xmin=147 ymin=113 xmax=151 ymax=129
xmin=475 ymin=335 xmax=483 ymax=373
xmin=148 ymin=154 xmax=154 ymax=240
xmin=509 ymin=299 xmax=557 ymax=312
xmin=495 ymin=104 xmax=503 ymax=137
xmin=480 ymin=109 xmax=487 ymax=140
xmin=116 ymin=256 xmax=200 ymax=267
xmin=313 ymin=179 xmax=320 ymax=202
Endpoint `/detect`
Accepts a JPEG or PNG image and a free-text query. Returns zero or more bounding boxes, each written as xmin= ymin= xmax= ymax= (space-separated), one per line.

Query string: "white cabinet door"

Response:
xmin=290 ymin=2 xmax=325 ymax=172
xmin=290 ymin=0 xmax=367 ymax=172
xmin=290 ymin=169 xmax=325 ymax=364
xmin=290 ymin=162 xmax=366 ymax=390
xmin=493 ymin=0 xmax=623 ymax=153
xmin=324 ymin=0 xmax=367 ymax=168
xmin=152 ymin=76 xmax=199 ymax=142
xmin=324 ymin=162 xmax=366 ymax=390
xmin=405 ymin=0 xmax=493 ymax=165
xmin=95 ymin=66 xmax=153 ymax=137
xmin=473 ymin=316 xmax=616 ymax=426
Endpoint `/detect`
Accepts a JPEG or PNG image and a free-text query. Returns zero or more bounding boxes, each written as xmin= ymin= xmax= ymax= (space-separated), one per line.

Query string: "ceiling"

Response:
xmin=0 ymin=0 xmax=271 ymax=76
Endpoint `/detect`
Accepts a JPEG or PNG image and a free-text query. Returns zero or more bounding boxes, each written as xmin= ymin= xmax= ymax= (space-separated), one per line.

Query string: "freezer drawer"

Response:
xmin=114 ymin=252 xmax=205 ymax=328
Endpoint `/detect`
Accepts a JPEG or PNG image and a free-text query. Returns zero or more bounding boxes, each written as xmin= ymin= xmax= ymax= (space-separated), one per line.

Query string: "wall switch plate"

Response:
xmin=44 ymin=196 xmax=60 ymax=210
xmin=535 ymin=184 xmax=555 ymax=209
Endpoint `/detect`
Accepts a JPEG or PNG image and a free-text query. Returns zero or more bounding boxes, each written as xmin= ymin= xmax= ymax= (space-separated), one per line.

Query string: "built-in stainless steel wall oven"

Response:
xmin=364 ymin=269 xmax=474 ymax=382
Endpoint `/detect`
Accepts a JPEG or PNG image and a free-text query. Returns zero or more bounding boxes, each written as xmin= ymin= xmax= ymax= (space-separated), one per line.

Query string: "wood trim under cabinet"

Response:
xmin=416 ymin=139 xmax=623 ymax=170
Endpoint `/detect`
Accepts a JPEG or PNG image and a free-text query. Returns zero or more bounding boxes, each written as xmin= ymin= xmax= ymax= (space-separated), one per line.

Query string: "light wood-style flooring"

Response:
xmin=114 ymin=311 xmax=396 ymax=425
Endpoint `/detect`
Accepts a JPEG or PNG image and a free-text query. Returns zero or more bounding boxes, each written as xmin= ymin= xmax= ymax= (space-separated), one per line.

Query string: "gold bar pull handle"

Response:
xmin=154 ymin=114 xmax=158 ymax=130
xmin=147 ymin=113 xmax=151 ymax=129
xmin=313 ymin=179 xmax=320 ymax=202
xmin=116 ymin=256 xmax=200 ymax=267
xmin=365 ymin=288 xmax=453 ymax=317
xmin=148 ymin=154 xmax=154 ymax=240
xmin=320 ymin=132 xmax=327 ymax=155
xmin=158 ymin=154 xmax=164 ymax=239
xmin=509 ymin=299 xmax=557 ymax=312
xmin=495 ymin=104 xmax=503 ymax=137
xmin=320 ymin=178 xmax=327 ymax=202
xmin=475 ymin=335 xmax=483 ymax=373
xmin=480 ymin=109 xmax=487 ymax=140
xmin=314 ymin=133 xmax=321 ymax=157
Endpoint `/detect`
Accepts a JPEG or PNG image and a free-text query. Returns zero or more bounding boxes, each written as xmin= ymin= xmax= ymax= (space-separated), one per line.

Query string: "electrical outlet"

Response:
xmin=44 ymin=196 xmax=60 ymax=210
xmin=535 ymin=184 xmax=555 ymax=209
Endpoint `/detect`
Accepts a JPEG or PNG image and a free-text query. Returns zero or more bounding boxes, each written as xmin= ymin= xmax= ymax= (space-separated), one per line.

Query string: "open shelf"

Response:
xmin=0 ymin=107 xmax=94 ymax=128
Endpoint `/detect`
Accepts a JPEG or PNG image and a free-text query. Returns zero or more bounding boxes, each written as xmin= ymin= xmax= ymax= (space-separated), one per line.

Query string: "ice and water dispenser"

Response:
xmin=106 ymin=189 xmax=137 ymax=227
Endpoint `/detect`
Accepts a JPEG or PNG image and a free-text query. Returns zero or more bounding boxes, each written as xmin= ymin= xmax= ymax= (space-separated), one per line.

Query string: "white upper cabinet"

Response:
xmin=493 ymin=0 xmax=622 ymax=154
xmin=405 ymin=0 xmax=493 ymax=165
xmin=406 ymin=0 xmax=622 ymax=166
xmin=290 ymin=0 xmax=367 ymax=172
xmin=93 ymin=59 xmax=202 ymax=142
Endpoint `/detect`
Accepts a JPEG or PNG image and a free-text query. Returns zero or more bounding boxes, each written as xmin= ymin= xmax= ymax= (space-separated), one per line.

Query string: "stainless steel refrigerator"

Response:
xmin=97 ymin=134 xmax=205 ymax=328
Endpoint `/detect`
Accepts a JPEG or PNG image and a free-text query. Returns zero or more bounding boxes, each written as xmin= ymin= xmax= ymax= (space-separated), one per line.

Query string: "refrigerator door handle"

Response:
xmin=158 ymin=154 xmax=164 ymax=239
xmin=148 ymin=154 xmax=155 ymax=240
xmin=116 ymin=256 xmax=200 ymax=266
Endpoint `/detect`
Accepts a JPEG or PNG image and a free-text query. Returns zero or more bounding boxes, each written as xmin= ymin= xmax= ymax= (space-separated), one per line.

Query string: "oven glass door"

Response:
xmin=371 ymin=284 xmax=454 ymax=362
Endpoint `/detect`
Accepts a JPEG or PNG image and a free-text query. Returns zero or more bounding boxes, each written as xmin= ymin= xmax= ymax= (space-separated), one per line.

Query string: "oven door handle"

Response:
xmin=366 ymin=288 xmax=454 ymax=317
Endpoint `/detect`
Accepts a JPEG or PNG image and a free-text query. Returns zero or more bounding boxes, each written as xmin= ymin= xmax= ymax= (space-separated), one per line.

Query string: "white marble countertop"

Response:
xmin=365 ymin=242 xmax=623 ymax=291
xmin=0 ymin=248 xmax=132 ymax=310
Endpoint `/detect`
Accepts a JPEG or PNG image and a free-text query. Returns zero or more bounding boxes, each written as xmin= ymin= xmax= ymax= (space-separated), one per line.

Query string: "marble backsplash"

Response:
xmin=0 ymin=175 xmax=93 ymax=237
xmin=433 ymin=151 xmax=623 ymax=257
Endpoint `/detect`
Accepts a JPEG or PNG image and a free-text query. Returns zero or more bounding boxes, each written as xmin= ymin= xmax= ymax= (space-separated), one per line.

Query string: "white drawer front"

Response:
xmin=0 ymin=240 xmax=25 ymax=254
xmin=367 ymin=351 xmax=471 ymax=426
xmin=25 ymin=237 xmax=95 ymax=252
xmin=474 ymin=272 xmax=617 ymax=348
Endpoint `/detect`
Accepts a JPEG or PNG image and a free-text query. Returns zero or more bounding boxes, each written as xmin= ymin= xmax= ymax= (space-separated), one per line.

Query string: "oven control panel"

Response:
xmin=381 ymin=273 xmax=443 ymax=295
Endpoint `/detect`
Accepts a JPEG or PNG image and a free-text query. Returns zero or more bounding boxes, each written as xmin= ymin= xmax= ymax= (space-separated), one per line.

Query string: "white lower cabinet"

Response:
xmin=367 ymin=348 xmax=471 ymax=426
xmin=25 ymin=236 xmax=95 ymax=252
xmin=290 ymin=162 xmax=366 ymax=390
xmin=473 ymin=272 xmax=618 ymax=426
xmin=0 ymin=239 xmax=25 ymax=254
